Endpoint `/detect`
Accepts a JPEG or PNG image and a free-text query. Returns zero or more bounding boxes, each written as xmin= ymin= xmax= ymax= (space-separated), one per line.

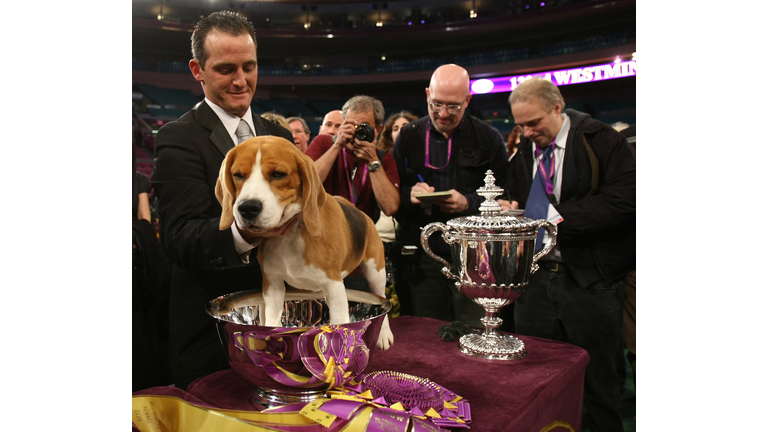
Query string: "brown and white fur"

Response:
xmin=215 ymin=136 xmax=393 ymax=350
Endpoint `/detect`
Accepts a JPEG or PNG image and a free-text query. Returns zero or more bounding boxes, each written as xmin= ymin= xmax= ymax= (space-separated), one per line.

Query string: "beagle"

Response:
xmin=215 ymin=136 xmax=393 ymax=350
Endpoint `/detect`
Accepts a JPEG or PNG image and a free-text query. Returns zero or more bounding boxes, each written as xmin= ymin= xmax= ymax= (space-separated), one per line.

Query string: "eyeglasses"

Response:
xmin=429 ymin=100 xmax=464 ymax=115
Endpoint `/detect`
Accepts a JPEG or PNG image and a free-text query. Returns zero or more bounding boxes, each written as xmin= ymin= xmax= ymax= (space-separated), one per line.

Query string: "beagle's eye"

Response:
xmin=271 ymin=171 xmax=287 ymax=181
xmin=233 ymin=173 xmax=244 ymax=180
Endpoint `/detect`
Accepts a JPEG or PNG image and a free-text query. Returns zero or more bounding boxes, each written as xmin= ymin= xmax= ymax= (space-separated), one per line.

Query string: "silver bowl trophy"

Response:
xmin=420 ymin=171 xmax=557 ymax=360
xmin=206 ymin=289 xmax=391 ymax=410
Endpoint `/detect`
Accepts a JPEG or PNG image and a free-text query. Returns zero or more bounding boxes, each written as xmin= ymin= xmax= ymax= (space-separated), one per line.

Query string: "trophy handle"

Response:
xmin=420 ymin=222 xmax=460 ymax=281
xmin=530 ymin=220 xmax=558 ymax=274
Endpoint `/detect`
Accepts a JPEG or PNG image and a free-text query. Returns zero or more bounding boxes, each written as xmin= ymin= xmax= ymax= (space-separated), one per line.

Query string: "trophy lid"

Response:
xmin=446 ymin=170 xmax=542 ymax=234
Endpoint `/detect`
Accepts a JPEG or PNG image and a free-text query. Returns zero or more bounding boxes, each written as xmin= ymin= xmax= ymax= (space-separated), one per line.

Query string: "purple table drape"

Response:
xmin=135 ymin=315 xmax=589 ymax=432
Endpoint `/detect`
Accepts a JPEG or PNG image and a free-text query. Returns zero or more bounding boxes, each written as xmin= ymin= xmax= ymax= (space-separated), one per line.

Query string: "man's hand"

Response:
xmin=350 ymin=138 xmax=377 ymax=162
xmin=237 ymin=214 xmax=301 ymax=242
xmin=497 ymin=199 xmax=520 ymax=211
xmin=336 ymin=123 xmax=356 ymax=150
xmin=410 ymin=182 xmax=435 ymax=204
xmin=431 ymin=189 xmax=469 ymax=214
xmin=337 ymin=123 xmax=377 ymax=162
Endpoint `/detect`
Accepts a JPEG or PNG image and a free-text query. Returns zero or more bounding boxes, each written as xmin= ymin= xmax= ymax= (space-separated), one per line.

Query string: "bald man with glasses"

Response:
xmin=392 ymin=64 xmax=507 ymax=328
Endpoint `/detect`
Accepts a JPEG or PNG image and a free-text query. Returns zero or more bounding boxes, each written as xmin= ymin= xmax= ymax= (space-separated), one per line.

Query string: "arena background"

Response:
xmin=132 ymin=0 xmax=636 ymax=146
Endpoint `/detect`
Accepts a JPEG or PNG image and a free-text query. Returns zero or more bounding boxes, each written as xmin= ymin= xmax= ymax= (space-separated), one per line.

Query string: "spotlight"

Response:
xmin=376 ymin=21 xmax=383 ymax=27
xmin=469 ymin=9 xmax=477 ymax=18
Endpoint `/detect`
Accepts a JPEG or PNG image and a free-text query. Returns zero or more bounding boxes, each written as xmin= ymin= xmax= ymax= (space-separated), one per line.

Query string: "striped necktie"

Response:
xmin=235 ymin=119 xmax=253 ymax=144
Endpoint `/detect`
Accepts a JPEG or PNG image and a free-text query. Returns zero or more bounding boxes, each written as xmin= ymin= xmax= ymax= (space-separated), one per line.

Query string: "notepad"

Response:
xmin=414 ymin=191 xmax=452 ymax=198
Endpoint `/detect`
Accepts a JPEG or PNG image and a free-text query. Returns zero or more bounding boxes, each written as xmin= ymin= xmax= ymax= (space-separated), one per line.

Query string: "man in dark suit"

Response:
xmin=392 ymin=64 xmax=507 ymax=328
xmin=151 ymin=11 xmax=294 ymax=390
xmin=500 ymin=78 xmax=635 ymax=432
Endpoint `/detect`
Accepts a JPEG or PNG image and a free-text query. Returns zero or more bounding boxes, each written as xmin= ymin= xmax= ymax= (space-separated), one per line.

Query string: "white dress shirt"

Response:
xmin=206 ymin=97 xmax=256 ymax=146
xmin=204 ymin=98 xmax=260 ymax=262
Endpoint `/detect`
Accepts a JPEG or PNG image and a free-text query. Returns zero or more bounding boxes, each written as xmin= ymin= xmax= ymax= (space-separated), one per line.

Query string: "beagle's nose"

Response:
xmin=238 ymin=199 xmax=263 ymax=220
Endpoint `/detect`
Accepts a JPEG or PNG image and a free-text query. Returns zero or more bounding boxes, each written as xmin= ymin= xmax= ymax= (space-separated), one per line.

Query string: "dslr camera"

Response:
xmin=354 ymin=122 xmax=376 ymax=142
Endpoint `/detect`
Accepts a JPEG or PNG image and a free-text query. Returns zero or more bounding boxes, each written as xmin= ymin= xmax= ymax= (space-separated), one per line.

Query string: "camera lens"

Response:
xmin=354 ymin=122 xmax=375 ymax=142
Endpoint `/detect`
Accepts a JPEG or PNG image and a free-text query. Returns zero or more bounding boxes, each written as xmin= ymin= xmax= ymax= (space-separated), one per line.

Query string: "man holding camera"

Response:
xmin=306 ymin=95 xmax=400 ymax=291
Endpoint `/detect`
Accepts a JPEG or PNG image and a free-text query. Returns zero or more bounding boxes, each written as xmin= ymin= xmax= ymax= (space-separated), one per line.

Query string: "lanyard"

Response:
xmin=424 ymin=122 xmax=452 ymax=170
xmin=342 ymin=148 xmax=368 ymax=204
xmin=535 ymin=142 xmax=557 ymax=195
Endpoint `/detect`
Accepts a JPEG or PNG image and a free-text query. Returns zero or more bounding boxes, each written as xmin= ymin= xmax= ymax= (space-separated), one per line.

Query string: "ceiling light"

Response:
xmin=327 ymin=34 xmax=334 ymax=38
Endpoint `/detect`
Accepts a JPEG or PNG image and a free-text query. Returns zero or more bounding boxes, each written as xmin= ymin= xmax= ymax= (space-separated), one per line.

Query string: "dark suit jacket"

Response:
xmin=151 ymin=100 xmax=293 ymax=389
xmin=504 ymin=109 xmax=636 ymax=287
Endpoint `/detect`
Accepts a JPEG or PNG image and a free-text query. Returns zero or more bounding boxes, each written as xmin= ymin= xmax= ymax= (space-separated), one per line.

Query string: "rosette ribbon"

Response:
xmin=231 ymin=321 xmax=371 ymax=389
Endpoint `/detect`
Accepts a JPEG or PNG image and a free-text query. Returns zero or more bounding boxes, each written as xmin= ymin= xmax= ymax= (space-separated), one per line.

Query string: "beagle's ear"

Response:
xmin=297 ymin=152 xmax=326 ymax=238
xmin=215 ymin=147 xmax=238 ymax=230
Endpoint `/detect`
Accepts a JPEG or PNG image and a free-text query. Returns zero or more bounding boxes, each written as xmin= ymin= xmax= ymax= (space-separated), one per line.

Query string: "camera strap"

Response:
xmin=342 ymin=148 xmax=368 ymax=204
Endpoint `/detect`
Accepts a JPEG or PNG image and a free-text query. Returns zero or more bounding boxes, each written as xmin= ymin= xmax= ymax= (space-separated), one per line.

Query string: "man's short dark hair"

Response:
xmin=191 ymin=11 xmax=258 ymax=70
xmin=286 ymin=117 xmax=311 ymax=134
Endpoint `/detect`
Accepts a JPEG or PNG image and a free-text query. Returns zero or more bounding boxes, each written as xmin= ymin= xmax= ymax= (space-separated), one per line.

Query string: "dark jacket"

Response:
xmin=151 ymin=100 xmax=293 ymax=389
xmin=392 ymin=114 xmax=507 ymax=257
xmin=505 ymin=109 xmax=636 ymax=287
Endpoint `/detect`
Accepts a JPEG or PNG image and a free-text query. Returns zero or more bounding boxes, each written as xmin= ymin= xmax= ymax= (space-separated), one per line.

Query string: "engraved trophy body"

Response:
xmin=420 ymin=171 xmax=557 ymax=360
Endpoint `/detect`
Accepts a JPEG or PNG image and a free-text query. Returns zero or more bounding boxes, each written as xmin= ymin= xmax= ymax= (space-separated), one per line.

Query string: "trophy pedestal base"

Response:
xmin=250 ymin=386 xmax=326 ymax=411
xmin=458 ymin=332 xmax=527 ymax=360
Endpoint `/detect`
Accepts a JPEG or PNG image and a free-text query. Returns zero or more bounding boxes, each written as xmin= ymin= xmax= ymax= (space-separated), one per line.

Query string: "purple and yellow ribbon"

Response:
xmin=132 ymin=370 xmax=470 ymax=432
xmin=231 ymin=321 xmax=371 ymax=390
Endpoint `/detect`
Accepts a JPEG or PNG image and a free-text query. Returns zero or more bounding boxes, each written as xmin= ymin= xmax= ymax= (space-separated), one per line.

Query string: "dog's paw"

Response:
xmin=376 ymin=315 xmax=394 ymax=350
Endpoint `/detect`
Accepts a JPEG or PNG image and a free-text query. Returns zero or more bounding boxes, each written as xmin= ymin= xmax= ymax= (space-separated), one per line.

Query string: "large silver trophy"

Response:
xmin=420 ymin=170 xmax=557 ymax=360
